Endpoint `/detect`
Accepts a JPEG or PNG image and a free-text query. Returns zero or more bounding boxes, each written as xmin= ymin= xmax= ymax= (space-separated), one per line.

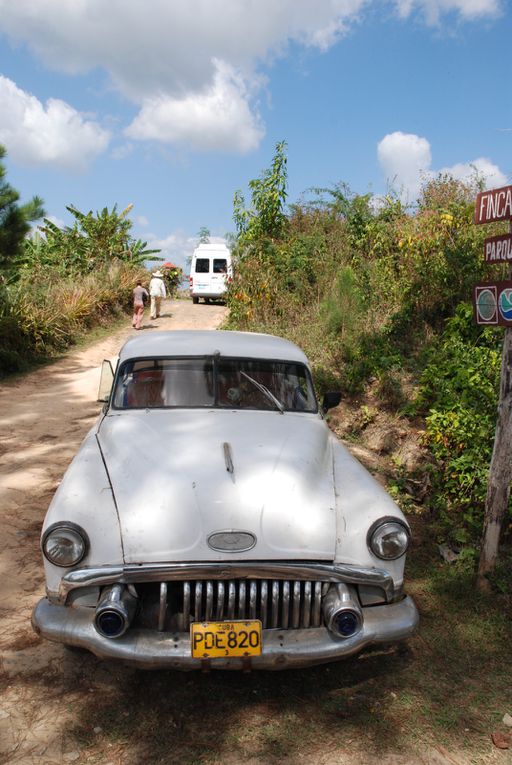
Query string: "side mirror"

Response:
xmin=97 ymin=359 xmax=115 ymax=403
xmin=322 ymin=391 xmax=342 ymax=413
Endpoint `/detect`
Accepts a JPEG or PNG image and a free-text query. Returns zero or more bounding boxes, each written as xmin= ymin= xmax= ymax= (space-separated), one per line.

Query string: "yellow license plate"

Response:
xmin=191 ymin=620 xmax=262 ymax=658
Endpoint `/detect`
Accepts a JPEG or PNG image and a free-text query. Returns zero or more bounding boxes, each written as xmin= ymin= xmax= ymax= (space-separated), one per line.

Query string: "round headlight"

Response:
xmin=42 ymin=523 xmax=88 ymax=567
xmin=368 ymin=518 xmax=410 ymax=560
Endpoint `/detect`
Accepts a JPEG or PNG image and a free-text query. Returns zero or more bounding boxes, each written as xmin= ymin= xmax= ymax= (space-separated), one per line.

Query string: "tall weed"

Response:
xmin=0 ymin=261 xmax=143 ymax=375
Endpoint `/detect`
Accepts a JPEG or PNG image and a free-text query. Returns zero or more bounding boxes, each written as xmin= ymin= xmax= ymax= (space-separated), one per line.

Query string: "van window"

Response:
xmin=213 ymin=259 xmax=227 ymax=274
xmin=195 ymin=258 xmax=210 ymax=273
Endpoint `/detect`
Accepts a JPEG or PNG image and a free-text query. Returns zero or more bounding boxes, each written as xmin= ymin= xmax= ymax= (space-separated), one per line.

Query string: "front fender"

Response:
xmin=331 ymin=435 xmax=408 ymax=587
xmin=42 ymin=427 xmax=124 ymax=595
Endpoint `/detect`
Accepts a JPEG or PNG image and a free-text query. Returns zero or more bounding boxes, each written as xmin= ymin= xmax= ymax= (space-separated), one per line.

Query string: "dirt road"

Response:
xmin=0 ymin=299 xmax=227 ymax=764
xmin=0 ymin=300 xmax=481 ymax=765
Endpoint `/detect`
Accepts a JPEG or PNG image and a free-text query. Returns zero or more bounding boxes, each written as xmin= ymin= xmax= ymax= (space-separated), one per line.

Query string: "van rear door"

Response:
xmin=191 ymin=257 xmax=211 ymax=298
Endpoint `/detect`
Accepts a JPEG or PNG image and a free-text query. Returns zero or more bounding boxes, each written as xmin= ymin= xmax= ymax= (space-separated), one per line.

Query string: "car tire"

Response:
xmin=192 ymin=296 xmax=199 ymax=304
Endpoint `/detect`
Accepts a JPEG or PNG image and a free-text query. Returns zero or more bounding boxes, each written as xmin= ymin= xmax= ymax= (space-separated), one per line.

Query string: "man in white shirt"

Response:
xmin=149 ymin=269 xmax=167 ymax=320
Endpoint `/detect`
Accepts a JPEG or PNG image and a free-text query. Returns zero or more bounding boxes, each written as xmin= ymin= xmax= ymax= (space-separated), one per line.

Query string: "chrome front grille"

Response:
xmin=136 ymin=578 xmax=326 ymax=633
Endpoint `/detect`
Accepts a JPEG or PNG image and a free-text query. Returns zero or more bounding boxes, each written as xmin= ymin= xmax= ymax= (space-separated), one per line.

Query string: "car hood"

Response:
xmin=98 ymin=409 xmax=336 ymax=562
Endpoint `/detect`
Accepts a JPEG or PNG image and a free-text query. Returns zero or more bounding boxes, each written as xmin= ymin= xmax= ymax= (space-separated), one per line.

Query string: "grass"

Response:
xmin=70 ymin=310 xmax=130 ymax=349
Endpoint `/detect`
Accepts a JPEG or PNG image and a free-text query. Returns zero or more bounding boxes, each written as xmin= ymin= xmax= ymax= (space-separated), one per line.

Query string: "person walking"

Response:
xmin=132 ymin=280 xmax=149 ymax=330
xmin=149 ymin=269 xmax=167 ymax=320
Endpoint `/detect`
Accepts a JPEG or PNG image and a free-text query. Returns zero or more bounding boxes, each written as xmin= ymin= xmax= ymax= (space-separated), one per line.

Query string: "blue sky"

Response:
xmin=0 ymin=0 xmax=510 ymax=271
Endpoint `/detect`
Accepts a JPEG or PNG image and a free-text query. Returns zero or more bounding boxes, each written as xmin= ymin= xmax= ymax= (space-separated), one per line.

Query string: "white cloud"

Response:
xmin=0 ymin=1 xmax=502 ymax=157
xmin=0 ymin=0 xmax=367 ymax=155
xmin=125 ymin=60 xmax=264 ymax=153
xmin=377 ymin=130 xmax=507 ymax=202
xmin=0 ymin=0 xmax=496 ymax=98
xmin=438 ymin=157 xmax=507 ymax=187
xmin=0 ymin=76 xmax=110 ymax=170
xmin=378 ymin=131 xmax=432 ymax=202
xmin=393 ymin=0 xmax=502 ymax=24
xmin=0 ymin=1 xmax=367 ymax=99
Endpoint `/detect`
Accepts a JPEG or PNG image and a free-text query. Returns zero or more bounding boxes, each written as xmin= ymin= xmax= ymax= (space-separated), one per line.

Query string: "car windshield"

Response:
xmin=112 ymin=356 xmax=318 ymax=412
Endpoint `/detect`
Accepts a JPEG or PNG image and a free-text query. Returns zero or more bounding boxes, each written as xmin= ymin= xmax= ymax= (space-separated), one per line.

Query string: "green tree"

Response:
xmin=233 ymin=140 xmax=288 ymax=243
xmin=197 ymin=226 xmax=210 ymax=244
xmin=22 ymin=203 xmax=159 ymax=276
xmin=304 ymin=182 xmax=377 ymax=248
xmin=0 ymin=145 xmax=45 ymax=275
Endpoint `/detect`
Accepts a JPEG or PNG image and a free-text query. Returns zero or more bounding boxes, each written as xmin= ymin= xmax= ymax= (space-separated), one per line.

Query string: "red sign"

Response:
xmin=484 ymin=234 xmax=512 ymax=263
xmin=473 ymin=281 xmax=512 ymax=326
xmin=475 ymin=185 xmax=512 ymax=225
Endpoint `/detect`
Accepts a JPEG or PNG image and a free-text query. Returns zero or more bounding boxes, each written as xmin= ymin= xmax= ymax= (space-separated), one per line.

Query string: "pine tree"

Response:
xmin=0 ymin=145 xmax=45 ymax=274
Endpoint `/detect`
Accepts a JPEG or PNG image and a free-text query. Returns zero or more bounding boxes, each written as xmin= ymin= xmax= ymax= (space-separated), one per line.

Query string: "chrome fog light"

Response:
xmin=94 ymin=584 xmax=137 ymax=639
xmin=368 ymin=518 xmax=410 ymax=560
xmin=331 ymin=610 xmax=361 ymax=637
xmin=323 ymin=583 xmax=363 ymax=639
xmin=42 ymin=522 xmax=88 ymax=567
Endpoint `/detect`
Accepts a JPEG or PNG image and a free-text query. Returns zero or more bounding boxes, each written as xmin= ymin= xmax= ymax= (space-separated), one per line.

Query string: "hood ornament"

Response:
xmin=207 ymin=531 xmax=256 ymax=552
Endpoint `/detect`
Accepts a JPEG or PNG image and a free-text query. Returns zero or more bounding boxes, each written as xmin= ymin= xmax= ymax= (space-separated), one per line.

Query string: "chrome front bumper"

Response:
xmin=32 ymin=596 xmax=419 ymax=670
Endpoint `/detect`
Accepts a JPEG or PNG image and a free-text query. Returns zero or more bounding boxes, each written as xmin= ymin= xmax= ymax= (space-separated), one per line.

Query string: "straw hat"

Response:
xmin=152 ymin=269 xmax=164 ymax=277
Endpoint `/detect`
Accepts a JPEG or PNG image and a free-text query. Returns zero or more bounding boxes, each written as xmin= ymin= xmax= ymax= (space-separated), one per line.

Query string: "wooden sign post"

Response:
xmin=474 ymin=186 xmax=512 ymax=590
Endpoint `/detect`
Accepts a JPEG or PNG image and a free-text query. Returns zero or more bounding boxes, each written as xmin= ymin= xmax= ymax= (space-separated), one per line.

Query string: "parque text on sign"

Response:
xmin=484 ymin=234 xmax=512 ymax=263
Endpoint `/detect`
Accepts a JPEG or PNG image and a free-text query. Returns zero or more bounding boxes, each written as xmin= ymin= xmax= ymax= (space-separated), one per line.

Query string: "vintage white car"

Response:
xmin=32 ymin=330 xmax=418 ymax=669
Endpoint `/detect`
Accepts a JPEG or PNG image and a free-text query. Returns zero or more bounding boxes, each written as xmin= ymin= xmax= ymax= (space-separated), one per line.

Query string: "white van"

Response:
xmin=189 ymin=243 xmax=233 ymax=304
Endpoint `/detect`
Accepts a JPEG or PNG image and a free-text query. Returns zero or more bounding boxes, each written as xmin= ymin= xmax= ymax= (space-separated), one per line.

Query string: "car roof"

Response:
xmin=118 ymin=330 xmax=310 ymax=365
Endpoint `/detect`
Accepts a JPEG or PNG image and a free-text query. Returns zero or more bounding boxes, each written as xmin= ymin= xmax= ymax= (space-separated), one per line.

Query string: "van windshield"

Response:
xmin=112 ymin=357 xmax=318 ymax=413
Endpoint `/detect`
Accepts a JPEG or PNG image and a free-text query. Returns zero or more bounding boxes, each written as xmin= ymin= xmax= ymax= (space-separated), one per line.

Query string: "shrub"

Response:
xmin=417 ymin=303 xmax=505 ymax=543
xmin=0 ymin=261 xmax=145 ymax=375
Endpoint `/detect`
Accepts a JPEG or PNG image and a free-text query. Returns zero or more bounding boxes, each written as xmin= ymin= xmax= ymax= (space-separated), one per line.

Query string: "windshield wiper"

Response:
xmin=241 ymin=371 xmax=284 ymax=414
